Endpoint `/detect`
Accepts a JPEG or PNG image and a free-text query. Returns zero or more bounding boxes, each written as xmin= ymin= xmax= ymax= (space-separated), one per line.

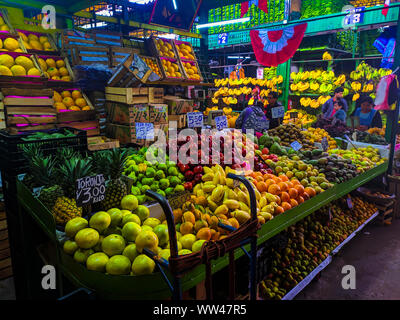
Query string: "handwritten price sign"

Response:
xmin=271 ymin=106 xmax=285 ymax=119
xmin=215 ymin=116 xmax=228 ymax=131
xmin=76 ymin=174 xmax=106 ymax=207
xmin=187 ymin=112 xmax=203 ymax=128
xmin=135 ymin=122 xmax=154 ymax=140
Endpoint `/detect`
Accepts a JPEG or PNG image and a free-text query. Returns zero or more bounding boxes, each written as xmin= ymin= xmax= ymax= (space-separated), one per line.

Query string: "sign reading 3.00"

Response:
xmin=187 ymin=112 xmax=203 ymax=128
xmin=76 ymin=174 xmax=106 ymax=207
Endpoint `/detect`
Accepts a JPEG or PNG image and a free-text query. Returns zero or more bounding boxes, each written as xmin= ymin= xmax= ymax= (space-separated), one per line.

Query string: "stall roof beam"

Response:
xmin=0 ymin=0 xmax=67 ymax=14
xmin=74 ymin=11 xmax=202 ymax=39
xmin=69 ymin=0 xmax=104 ymax=14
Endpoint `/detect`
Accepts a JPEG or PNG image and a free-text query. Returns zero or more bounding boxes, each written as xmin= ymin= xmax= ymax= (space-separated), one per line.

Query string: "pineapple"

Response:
xmin=21 ymin=144 xmax=43 ymax=190
xmin=53 ymin=158 xmax=92 ymax=225
xmin=101 ymin=149 xmax=128 ymax=211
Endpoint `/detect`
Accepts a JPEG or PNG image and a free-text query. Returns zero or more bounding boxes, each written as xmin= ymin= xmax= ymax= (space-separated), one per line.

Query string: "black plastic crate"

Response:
xmin=0 ymin=127 xmax=88 ymax=176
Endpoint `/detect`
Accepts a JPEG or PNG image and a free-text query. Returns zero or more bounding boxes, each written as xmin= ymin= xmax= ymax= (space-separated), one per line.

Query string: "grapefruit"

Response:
xmin=121 ymin=195 xmax=138 ymax=211
xmin=121 ymin=222 xmax=141 ymax=242
xmin=121 ymin=213 xmax=141 ymax=226
xmin=107 ymin=208 xmax=123 ymax=227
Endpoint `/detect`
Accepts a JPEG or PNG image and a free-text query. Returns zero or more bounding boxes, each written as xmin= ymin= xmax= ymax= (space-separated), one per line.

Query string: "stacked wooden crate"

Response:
xmin=0 ymin=201 xmax=12 ymax=280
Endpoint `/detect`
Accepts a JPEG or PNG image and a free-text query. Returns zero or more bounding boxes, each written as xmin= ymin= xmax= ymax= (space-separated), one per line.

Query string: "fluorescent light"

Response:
xmin=196 ymin=17 xmax=250 ymax=29
xmin=228 ymin=56 xmax=250 ymax=59
xmin=172 ymin=0 xmax=177 ymax=10
xmin=81 ymin=22 xmax=107 ymax=29
xmin=159 ymin=33 xmax=178 ymax=39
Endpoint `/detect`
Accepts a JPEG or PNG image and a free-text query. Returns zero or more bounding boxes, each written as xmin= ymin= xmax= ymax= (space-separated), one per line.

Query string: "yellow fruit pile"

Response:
xmin=38 ymin=57 xmax=71 ymax=81
xmin=0 ymin=37 xmax=22 ymax=52
xmin=143 ymin=57 xmax=161 ymax=77
xmin=368 ymin=127 xmax=385 ymax=136
xmin=155 ymin=38 xmax=176 ymax=59
xmin=283 ymin=109 xmax=317 ymax=126
xmin=176 ymin=42 xmax=195 ymax=60
xmin=182 ymin=62 xmax=201 ymax=81
xmin=301 ymin=127 xmax=337 ymax=149
xmin=300 ymin=96 xmax=330 ymax=109
xmin=18 ymin=32 xmax=54 ymax=52
xmin=214 ymin=76 xmax=283 ymax=88
xmin=161 ymin=59 xmax=183 ymax=78
xmin=53 ymin=90 xmax=91 ymax=112
xmin=204 ymin=106 xmax=219 ymax=116
xmin=0 ymin=16 xmax=10 ymax=32
xmin=0 ymin=53 xmax=41 ymax=76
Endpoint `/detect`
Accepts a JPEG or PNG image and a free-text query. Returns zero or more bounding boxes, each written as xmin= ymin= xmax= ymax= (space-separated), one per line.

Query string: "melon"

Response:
xmin=15 ymin=56 xmax=34 ymax=71
xmin=11 ymin=65 xmax=26 ymax=76
xmin=0 ymin=65 xmax=12 ymax=76
xmin=4 ymin=38 xmax=19 ymax=51
xmin=0 ymin=54 xmax=14 ymax=68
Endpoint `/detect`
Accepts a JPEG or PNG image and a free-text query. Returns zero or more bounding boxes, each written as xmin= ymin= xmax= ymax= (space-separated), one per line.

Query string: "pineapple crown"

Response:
xmin=105 ymin=148 xmax=128 ymax=181
xmin=58 ymin=158 xmax=92 ymax=198
xmin=30 ymin=155 xmax=57 ymax=188
xmin=21 ymin=144 xmax=43 ymax=167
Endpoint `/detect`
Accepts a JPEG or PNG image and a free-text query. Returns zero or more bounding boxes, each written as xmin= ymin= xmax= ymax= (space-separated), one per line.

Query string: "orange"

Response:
xmin=304 ymin=187 xmax=316 ymax=197
xmin=54 ymin=102 xmax=66 ymax=111
xmin=281 ymin=202 xmax=292 ymax=212
xmin=265 ymin=174 xmax=275 ymax=180
xmin=288 ymin=188 xmax=298 ymax=199
xmin=286 ymin=181 xmax=294 ymax=189
xmin=71 ymin=90 xmax=82 ymax=100
xmin=180 ymin=221 xmax=194 ymax=235
xmin=228 ymin=218 xmax=239 ymax=229
xmin=265 ymin=179 xmax=276 ymax=188
xmin=81 ymin=106 xmax=91 ymax=111
xmin=182 ymin=211 xmax=195 ymax=225
xmin=294 ymin=185 xmax=305 ymax=196
xmin=274 ymin=206 xmax=284 ymax=215
xmin=173 ymin=208 xmax=183 ymax=223
xmin=209 ymin=216 xmax=219 ymax=229
xmin=258 ymin=216 xmax=266 ymax=225
xmin=63 ymin=97 xmax=74 ymax=107
xmin=75 ymin=98 xmax=86 ymax=108
xmin=302 ymin=192 xmax=310 ymax=201
xmin=280 ymin=175 xmax=289 ymax=182
xmin=196 ymin=227 xmax=211 ymax=241
xmin=256 ymin=181 xmax=268 ymax=193
xmin=297 ymin=196 xmax=305 ymax=204
xmin=275 ymin=195 xmax=281 ymax=205
xmin=69 ymin=106 xmax=81 ymax=111
xmin=61 ymin=90 xmax=71 ymax=98
xmin=268 ymin=184 xmax=281 ymax=195
xmin=280 ymin=191 xmax=290 ymax=203
xmin=194 ymin=220 xmax=208 ymax=232
xmin=53 ymin=91 xmax=62 ymax=102
xmin=290 ymin=199 xmax=299 ymax=208
xmin=210 ymin=229 xmax=220 ymax=241
xmin=278 ymin=182 xmax=288 ymax=192
xmin=256 ymin=175 xmax=264 ymax=182
xmin=291 ymin=179 xmax=301 ymax=186
xmin=59 ymin=67 xmax=69 ymax=76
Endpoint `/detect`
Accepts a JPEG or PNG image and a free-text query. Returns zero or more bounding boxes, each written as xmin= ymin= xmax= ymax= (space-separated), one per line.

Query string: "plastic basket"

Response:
xmin=0 ymin=127 xmax=87 ymax=176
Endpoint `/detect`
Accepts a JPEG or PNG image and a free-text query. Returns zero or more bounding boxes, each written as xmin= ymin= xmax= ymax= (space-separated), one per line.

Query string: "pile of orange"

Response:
xmin=248 ymin=171 xmax=317 ymax=215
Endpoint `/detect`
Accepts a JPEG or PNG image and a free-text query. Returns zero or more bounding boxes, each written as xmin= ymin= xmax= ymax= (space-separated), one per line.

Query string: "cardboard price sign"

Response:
xmin=321 ymin=137 xmax=329 ymax=152
xmin=271 ymin=106 xmax=285 ymax=119
xmin=135 ymin=122 xmax=154 ymax=140
xmin=168 ymin=191 xmax=192 ymax=210
xmin=76 ymin=174 xmax=106 ymax=207
xmin=215 ymin=115 xmax=228 ymax=131
xmin=187 ymin=112 xmax=203 ymax=128
xmin=290 ymin=141 xmax=302 ymax=151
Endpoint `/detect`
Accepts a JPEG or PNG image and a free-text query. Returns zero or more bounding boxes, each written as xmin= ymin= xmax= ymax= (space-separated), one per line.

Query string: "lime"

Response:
xmin=121 ymin=195 xmax=139 ymax=211
xmin=179 ymin=234 xmax=196 ymax=250
xmin=106 ymin=255 xmax=131 ymax=275
xmin=86 ymin=252 xmax=109 ymax=272
xmin=89 ymin=211 xmax=111 ymax=233
xmin=159 ymin=249 xmax=171 ymax=260
xmin=123 ymin=244 xmax=139 ymax=262
xmin=122 ymin=213 xmax=141 ymax=226
xmin=135 ymin=230 xmax=159 ymax=253
xmin=65 ymin=217 xmax=88 ymax=239
xmin=141 ymin=225 xmax=153 ymax=232
xmin=63 ymin=240 xmax=78 ymax=255
xmin=107 ymin=208 xmax=123 ymax=227
xmin=73 ymin=248 xmax=94 ymax=264
xmin=143 ymin=217 xmax=161 ymax=228
xmin=153 ymin=224 xmax=169 ymax=247
xmin=178 ymin=249 xmax=192 ymax=255
xmin=131 ymin=254 xmax=155 ymax=275
xmin=121 ymin=222 xmax=142 ymax=242
xmin=134 ymin=205 xmax=150 ymax=222
xmin=192 ymin=240 xmax=206 ymax=253
xmin=101 ymin=234 xmax=126 ymax=256
xmin=75 ymin=228 xmax=99 ymax=249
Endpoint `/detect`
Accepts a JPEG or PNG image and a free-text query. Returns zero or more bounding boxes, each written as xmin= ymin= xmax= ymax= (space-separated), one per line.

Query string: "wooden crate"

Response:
xmin=0 ymin=202 xmax=12 ymax=281
xmin=173 ymin=39 xmax=197 ymax=62
xmin=106 ymin=87 xmax=164 ymax=105
xmin=107 ymin=54 xmax=146 ymax=88
xmin=149 ymin=37 xmax=179 ymax=60
xmin=169 ymin=114 xmax=187 ymax=129
xmin=0 ymin=9 xmax=16 ymax=35
xmin=110 ymin=47 xmax=139 ymax=68
xmin=35 ymin=55 xmax=75 ymax=86
xmin=139 ymin=55 xmax=163 ymax=79
xmin=16 ymin=29 xmax=59 ymax=55
xmin=70 ymin=45 xmax=109 ymax=66
xmin=88 ymin=136 xmax=120 ymax=151
xmin=52 ymin=88 xmax=96 ymax=121
xmin=376 ymin=201 xmax=395 ymax=226
xmin=158 ymin=57 xmax=186 ymax=81
xmin=57 ymin=119 xmax=100 ymax=137
xmin=0 ymin=33 xmax=25 ymax=53
xmin=180 ymin=59 xmax=203 ymax=83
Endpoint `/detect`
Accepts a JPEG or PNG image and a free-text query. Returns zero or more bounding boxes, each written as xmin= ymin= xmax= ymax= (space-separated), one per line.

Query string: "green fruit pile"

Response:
xmin=259 ymin=196 xmax=377 ymax=300
xmin=124 ymin=147 xmax=185 ymax=204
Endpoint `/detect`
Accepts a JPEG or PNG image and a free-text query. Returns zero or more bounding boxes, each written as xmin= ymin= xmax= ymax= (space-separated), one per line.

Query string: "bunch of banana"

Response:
xmin=283 ymin=109 xmax=317 ymax=126
xmin=309 ymin=99 xmax=321 ymax=109
xmin=241 ymin=87 xmax=252 ymax=95
xmin=317 ymin=95 xmax=331 ymax=105
xmin=351 ymin=82 xmax=362 ymax=92
xmin=353 ymin=93 xmax=360 ymax=102
xmin=214 ymin=78 xmax=229 ymax=87
xmin=319 ymin=83 xmax=333 ymax=94
xmin=310 ymin=82 xmax=320 ymax=92
xmin=322 ymin=51 xmax=333 ymax=60
xmin=321 ymin=71 xmax=335 ymax=82
xmin=361 ymin=83 xmax=374 ymax=93
xmin=264 ymin=67 xmax=277 ymax=79
xmin=334 ymin=74 xmax=346 ymax=86
xmin=272 ymin=75 xmax=283 ymax=85
xmin=260 ymin=89 xmax=271 ymax=98
xmin=343 ymin=88 xmax=350 ymax=97
xmin=223 ymin=107 xmax=232 ymax=115
xmin=297 ymin=82 xmax=310 ymax=92
xmin=204 ymin=107 xmax=219 ymax=116
xmin=350 ymin=71 xmax=363 ymax=81
xmin=222 ymin=97 xmax=238 ymax=105
xmin=300 ymin=97 xmax=312 ymax=107
xmin=212 ymin=97 xmax=219 ymax=104
xmin=310 ymin=70 xmax=322 ymax=80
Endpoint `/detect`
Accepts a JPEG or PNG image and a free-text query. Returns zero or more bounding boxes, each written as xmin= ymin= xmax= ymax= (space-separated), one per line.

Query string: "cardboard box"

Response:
xmin=164 ymin=96 xmax=194 ymax=115
xmin=106 ymin=101 xmax=150 ymax=125
xmin=149 ymin=104 xmax=168 ymax=124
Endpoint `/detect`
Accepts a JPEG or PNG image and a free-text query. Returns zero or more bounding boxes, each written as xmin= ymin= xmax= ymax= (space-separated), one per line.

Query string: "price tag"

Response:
xmin=135 ymin=122 xmax=154 ymax=140
xmin=344 ymin=6 xmax=365 ymax=26
xmin=215 ymin=115 xmax=228 ymax=131
xmin=290 ymin=112 xmax=298 ymax=119
xmin=271 ymin=106 xmax=285 ymax=119
xmin=321 ymin=137 xmax=329 ymax=152
xmin=290 ymin=141 xmax=302 ymax=151
xmin=347 ymin=196 xmax=353 ymax=209
xmin=167 ymin=191 xmax=192 ymax=210
xmin=76 ymin=174 xmax=106 ymax=207
xmin=187 ymin=112 xmax=203 ymax=128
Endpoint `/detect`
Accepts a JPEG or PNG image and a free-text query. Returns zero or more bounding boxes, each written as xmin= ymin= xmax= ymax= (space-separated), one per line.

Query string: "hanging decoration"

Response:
xmin=382 ymin=0 xmax=391 ymax=17
xmin=250 ymin=23 xmax=307 ymax=67
xmin=241 ymin=0 xmax=269 ymax=18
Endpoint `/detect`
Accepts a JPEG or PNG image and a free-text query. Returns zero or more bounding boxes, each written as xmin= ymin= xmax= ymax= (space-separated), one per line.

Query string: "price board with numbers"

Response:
xmin=271 ymin=106 xmax=285 ymax=119
xmin=187 ymin=112 xmax=203 ymax=128
xmin=215 ymin=115 xmax=228 ymax=131
xmin=76 ymin=174 xmax=106 ymax=207
xmin=290 ymin=141 xmax=302 ymax=151
xmin=135 ymin=122 xmax=154 ymax=140
xmin=218 ymin=33 xmax=229 ymax=45
xmin=344 ymin=6 xmax=365 ymax=26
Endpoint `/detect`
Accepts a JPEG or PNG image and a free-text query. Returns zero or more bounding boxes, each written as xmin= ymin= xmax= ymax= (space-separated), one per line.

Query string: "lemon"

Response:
xmin=131 ymin=254 xmax=155 ymax=275
xmin=56 ymin=59 xmax=65 ymax=68
xmin=45 ymin=58 xmax=56 ymax=68
xmin=102 ymin=234 xmax=126 ymax=256
xmin=141 ymin=225 xmax=153 ymax=232
xmin=63 ymin=240 xmax=78 ymax=255
xmin=59 ymin=67 xmax=69 ymax=77
xmin=53 ymin=91 xmax=62 ymax=102
xmin=121 ymin=213 xmax=141 ymax=226
xmin=178 ymin=249 xmax=192 ymax=255
xmin=180 ymin=234 xmax=196 ymax=250
xmin=106 ymin=255 xmax=131 ymax=275
xmin=39 ymin=36 xmax=48 ymax=44
xmin=143 ymin=218 xmax=161 ymax=229
xmin=135 ymin=230 xmax=159 ymax=253
xmin=61 ymin=90 xmax=71 ymax=98
xmin=192 ymin=240 xmax=206 ymax=253
xmin=121 ymin=195 xmax=138 ymax=211
xmin=0 ymin=54 xmax=14 ymax=68
xmin=123 ymin=243 xmax=139 ymax=262
xmin=73 ymin=248 xmax=94 ymax=264
xmin=0 ymin=65 xmax=12 ymax=76
xmin=47 ymin=67 xmax=59 ymax=77
xmin=86 ymin=252 xmax=109 ymax=272
xmin=159 ymin=249 xmax=171 ymax=261
xmin=75 ymin=228 xmax=99 ymax=249
xmin=27 ymin=68 xmax=41 ymax=76
xmin=15 ymin=56 xmax=34 ymax=71
xmin=4 ymin=38 xmax=19 ymax=51
xmin=22 ymin=40 xmax=31 ymax=50
xmin=75 ymin=97 xmax=86 ymax=107
xmin=28 ymin=33 xmax=39 ymax=42
xmin=153 ymin=224 xmax=169 ymax=247
xmin=134 ymin=205 xmax=149 ymax=222
xmin=65 ymin=217 xmax=88 ymax=238
xmin=62 ymin=97 xmax=74 ymax=107
xmin=122 ymin=222 xmax=142 ymax=242
xmin=89 ymin=211 xmax=111 ymax=233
